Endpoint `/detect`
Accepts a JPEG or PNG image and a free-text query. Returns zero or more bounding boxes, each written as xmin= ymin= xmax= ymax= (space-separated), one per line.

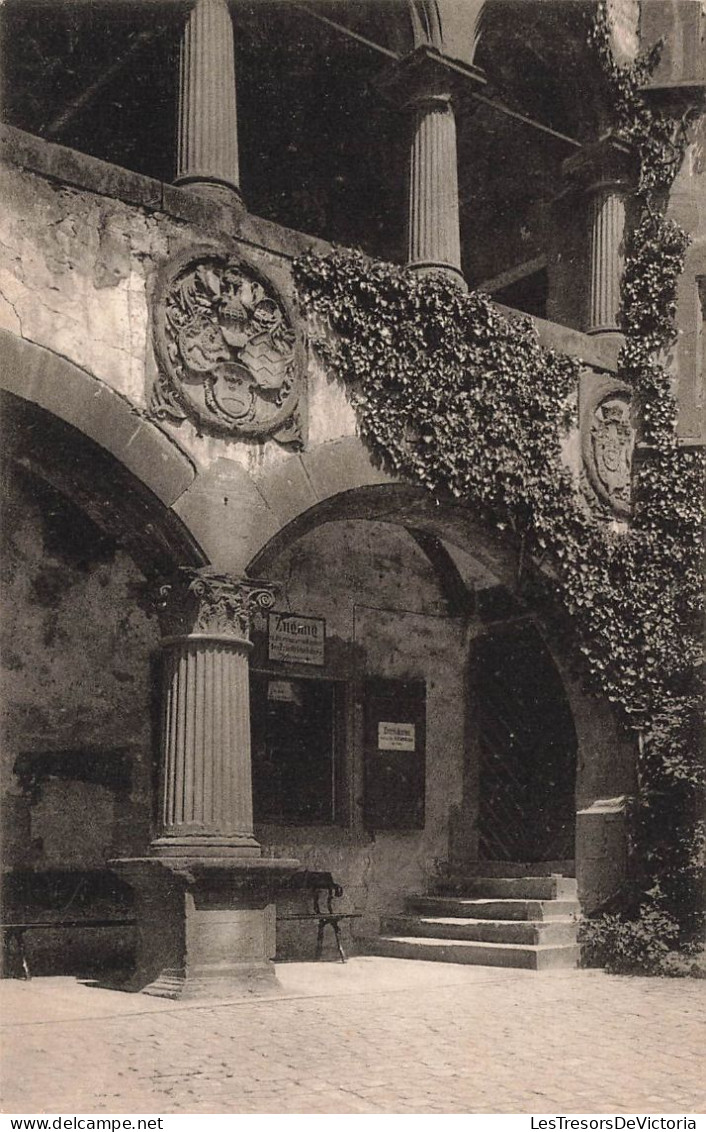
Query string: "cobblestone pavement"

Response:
xmin=1 ymin=959 xmax=704 ymax=1115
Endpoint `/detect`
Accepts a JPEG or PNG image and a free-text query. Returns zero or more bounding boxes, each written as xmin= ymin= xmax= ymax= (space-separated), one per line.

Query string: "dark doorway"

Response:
xmin=475 ymin=625 xmax=576 ymax=862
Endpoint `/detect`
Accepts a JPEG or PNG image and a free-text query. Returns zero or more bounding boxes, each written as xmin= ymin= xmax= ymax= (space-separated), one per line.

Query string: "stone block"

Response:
xmin=576 ymin=795 xmax=629 ymax=913
xmin=171 ymin=456 xmax=280 ymax=573
xmin=112 ymin=856 xmax=298 ymax=999
xmin=301 ymin=437 xmax=393 ymax=505
xmin=253 ymin=454 xmax=319 ymax=529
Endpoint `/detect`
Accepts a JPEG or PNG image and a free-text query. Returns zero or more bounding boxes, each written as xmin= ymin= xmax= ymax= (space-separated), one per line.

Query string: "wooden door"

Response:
xmin=476 ymin=627 xmax=576 ymax=861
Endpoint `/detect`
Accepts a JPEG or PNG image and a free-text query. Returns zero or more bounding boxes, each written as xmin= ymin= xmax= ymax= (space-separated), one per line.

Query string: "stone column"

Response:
xmin=587 ymin=184 xmax=627 ymax=335
xmin=407 ymin=91 xmax=463 ymax=284
xmin=564 ymin=137 xmax=635 ymax=342
xmin=564 ymin=140 xmax=637 ymax=524
xmin=375 ymin=48 xmax=484 ymax=289
xmin=153 ymin=569 xmax=274 ymax=858
xmin=175 ymin=0 xmax=242 ymax=205
xmin=111 ymin=568 xmax=300 ymax=999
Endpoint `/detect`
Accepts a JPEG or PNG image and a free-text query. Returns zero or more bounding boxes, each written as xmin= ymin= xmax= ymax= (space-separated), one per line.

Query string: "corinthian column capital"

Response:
xmin=156 ymin=567 xmax=277 ymax=644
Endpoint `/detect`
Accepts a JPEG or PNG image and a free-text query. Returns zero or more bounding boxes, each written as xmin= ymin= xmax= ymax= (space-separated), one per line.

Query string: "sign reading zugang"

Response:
xmin=268 ymin=612 xmax=325 ymax=666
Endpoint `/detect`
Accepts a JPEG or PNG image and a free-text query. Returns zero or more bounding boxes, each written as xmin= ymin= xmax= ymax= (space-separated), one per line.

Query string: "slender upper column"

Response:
xmin=408 ymin=92 xmax=462 ymax=282
xmin=564 ymin=137 xmax=635 ymax=339
xmin=587 ymin=184 xmax=627 ymax=334
xmin=376 ymin=47 xmax=484 ymax=289
xmin=175 ymin=0 xmax=242 ymax=205
xmin=153 ymin=568 xmax=276 ymax=858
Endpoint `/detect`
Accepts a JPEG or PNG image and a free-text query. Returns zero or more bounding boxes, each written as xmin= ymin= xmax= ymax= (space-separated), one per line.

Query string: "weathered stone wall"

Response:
xmin=0 ymin=148 xmax=355 ymax=481
xmin=0 ymin=128 xmax=638 ymax=947
xmin=1 ymin=463 xmax=160 ymax=871
xmin=0 ymin=127 xmax=617 ymax=576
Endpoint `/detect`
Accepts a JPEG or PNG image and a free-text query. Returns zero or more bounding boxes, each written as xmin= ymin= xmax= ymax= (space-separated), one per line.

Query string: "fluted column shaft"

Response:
xmin=588 ymin=184 xmax=626 ymax=334
xmin=407 ymin=93 xmax=464 ymax=286
xmin=563 ymin=137 xmax=634 ymax=340
xmin=159 ymin=636 xmax=255 ymax=850
xmin=176 ymin=0 xmax=241 ymax=202
xmin=152 ymin=569 xmax=276 ymax=859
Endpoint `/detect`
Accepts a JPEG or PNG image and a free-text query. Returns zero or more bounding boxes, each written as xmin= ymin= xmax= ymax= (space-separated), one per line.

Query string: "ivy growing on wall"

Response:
xmin=293 ymin=1 xmax=705 ymax=972
xmin=585 ymin=0 xmax=705 ymax=973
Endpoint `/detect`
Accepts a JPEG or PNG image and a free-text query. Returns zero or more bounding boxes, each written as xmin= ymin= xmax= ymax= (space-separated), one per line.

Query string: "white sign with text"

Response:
xmin=268 ymin=612 xmax=325 ymax=666
xmin=378 ymin=721 xmax=416 ymax=751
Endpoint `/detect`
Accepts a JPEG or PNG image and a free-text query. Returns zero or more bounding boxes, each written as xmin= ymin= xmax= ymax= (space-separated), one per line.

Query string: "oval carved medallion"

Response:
xmin=151 ymin=248 xmax=302 ymax=443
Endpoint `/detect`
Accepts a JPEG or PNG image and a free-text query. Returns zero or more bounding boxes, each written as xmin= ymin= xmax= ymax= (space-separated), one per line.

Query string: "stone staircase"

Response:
xmin=363 ymin=867 xmax=580 ymax=971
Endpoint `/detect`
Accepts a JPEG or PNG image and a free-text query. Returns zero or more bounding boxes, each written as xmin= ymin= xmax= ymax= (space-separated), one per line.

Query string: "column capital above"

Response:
xmin=156 ymin=567 xmax=277 ymax=643
xmin=374 ymin=44 xmax=485 ymax=110
xmin=562 ymin=134 xmax=638 ymax=193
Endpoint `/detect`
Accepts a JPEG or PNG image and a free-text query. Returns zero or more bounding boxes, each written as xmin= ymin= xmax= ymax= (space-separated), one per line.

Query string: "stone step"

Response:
xmin=381 ymin=915 xmax=578 ymax=947
xmin=362 ymin=935 xmax=580 ymax=970
xmin=432 ymin=876 xmax=577 ymax=900
xmin=454 ymin=861 xmax=575 ymax=878
xmin=408 ymin=896 xmax=580 ymax=922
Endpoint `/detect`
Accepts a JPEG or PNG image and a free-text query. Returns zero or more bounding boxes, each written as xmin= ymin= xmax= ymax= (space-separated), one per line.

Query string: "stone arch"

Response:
xmin=0 ymin=330 xmax=195 ymax=511
xmin=1 ymin=331 xmax=205 ymax=575
xmin=248 ymin=479 xmax=519 ymax=589
xmin=248 ymin=462 xmax=634 ymax=902
xmin=236 ymin=436 xmax=517 ymax=588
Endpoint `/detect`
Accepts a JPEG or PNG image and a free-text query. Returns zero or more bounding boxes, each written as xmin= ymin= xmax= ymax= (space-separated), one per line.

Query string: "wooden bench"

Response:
xmin=278 ymin=872 xmax=360 ymax=963
xmin=1 ymin=918 xmax=137 ymax=980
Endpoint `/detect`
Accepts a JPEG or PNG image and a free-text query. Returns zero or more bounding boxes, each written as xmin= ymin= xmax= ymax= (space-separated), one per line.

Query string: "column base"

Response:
xmin=150 ymin=833 xmax=261 ymax=858
xmin=138 ymin=961 xmax=278 ymax=1001
xmin=407 ymin=260 xmax=467 ymax=290
xmin=174 ymin=175 xmax=245 ymax=210
xmin=111 ymin=856 xmax=300 ymax=999
xmin=584 ymin=327 xmax=623 ymax=368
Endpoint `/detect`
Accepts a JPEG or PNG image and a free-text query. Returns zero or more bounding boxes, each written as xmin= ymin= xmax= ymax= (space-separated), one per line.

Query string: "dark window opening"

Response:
xmin=493 ymin=268 xmax=548 ymax=319
xmin=250 ymin=673 xmax=338 ymax=825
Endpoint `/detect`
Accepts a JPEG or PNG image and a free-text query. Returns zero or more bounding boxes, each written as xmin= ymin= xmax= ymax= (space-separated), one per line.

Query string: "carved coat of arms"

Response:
xmin=151 ymin=249 xmax=302 ymax=443
xmin=582 ymin=393 xmax=634 ymax=519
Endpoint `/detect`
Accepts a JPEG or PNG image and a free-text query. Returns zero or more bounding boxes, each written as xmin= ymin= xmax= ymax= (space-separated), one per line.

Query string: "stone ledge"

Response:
xmin=0 ymin=123 xmax=332 ymax=262
xmin=496 ymin=304 xmax=619 ymax=374
xmin=0 ymin=125 xmax=616 ymax=371
xmin=111 ymin=856 xmax=301 ymax=885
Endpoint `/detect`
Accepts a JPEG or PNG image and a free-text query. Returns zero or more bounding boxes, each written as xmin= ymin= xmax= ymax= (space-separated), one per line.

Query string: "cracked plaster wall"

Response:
xmin=1 ymin=464 xmax=160 ymax=872
xmin=0 ymin=162 xmax=358 ymax=493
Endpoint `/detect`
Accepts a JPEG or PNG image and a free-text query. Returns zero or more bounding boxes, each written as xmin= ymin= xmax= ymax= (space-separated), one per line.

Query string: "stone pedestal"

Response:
xmin=113 ymin=858 xmax=298 ymax=999
xmin=113 ymin=568 xmax=301 ymax=997
xmin=175 ymin=0 xmax=242 ymax=205
xmin=564 ymin=137 xmax=636 ymax=347
xmin=576 ymin=795 xmax=629 ymax=914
